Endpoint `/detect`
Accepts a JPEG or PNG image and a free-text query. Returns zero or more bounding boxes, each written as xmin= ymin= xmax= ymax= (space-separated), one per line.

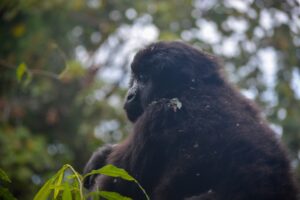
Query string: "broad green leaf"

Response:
xmin=16 ymin=63 xmax=27 ymax=82
xmin=84 ymin=164 xmax=134 ymax=181
xmin=34 ymin=165 xmax=68 ymax=200
xmin=58 ymin=60 xmax=85 ymax=81
xmin=33 ymin=177 xmax=54 ymax=200
xmin=84 ymin=165 xmax=150 ymax=200
xmin=99 ymin=191 xmax=132 ymax=200
xmin=63 ymin=164 xmax=84 ymax=200
xmin=74 ymin=191 xmax=81 ymax=200
xmin=67 ymin=174 xmax=78 ymax=180
xmin=50 ymin=185 xmax=67 ymax=190
xmin=62 ymin=183 xmax=72 ymax=200
xmin=0 ymin=169 xmax=11 ymax=183
xmin=54 ymin=168 xmax=65 ymax=199
xmin=88 ymin=191 xmax=132 ymax=200
xmin=71 ymin=188 xmax=82 ymax=200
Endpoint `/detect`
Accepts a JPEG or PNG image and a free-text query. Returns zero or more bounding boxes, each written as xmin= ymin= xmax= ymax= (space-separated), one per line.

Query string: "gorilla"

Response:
xmin=84 ymin=41 xmax=298 ymax=200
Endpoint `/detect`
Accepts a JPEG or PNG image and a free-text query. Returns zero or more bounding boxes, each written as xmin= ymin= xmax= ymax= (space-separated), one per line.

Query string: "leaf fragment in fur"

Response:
xmin=169 ymin=98 xmax=182 ymax=111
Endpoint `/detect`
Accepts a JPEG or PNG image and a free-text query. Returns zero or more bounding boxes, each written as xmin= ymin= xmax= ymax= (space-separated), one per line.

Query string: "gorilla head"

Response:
xmin=124 ymin=41 xmax=223 ymax=122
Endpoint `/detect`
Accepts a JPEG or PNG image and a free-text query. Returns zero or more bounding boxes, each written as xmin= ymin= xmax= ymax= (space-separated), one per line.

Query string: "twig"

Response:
xmin=0 ymin=59 xmax=60 ymax=80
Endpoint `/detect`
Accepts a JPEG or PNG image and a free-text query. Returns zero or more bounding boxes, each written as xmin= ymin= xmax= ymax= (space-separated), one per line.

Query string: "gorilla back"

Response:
xmin=84 ymin=41 xmax=298 ymax=200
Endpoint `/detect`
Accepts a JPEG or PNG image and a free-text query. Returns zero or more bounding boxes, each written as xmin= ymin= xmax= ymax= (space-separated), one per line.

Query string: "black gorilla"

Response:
xmin=84 ymin=41 xmax=298 ymax=200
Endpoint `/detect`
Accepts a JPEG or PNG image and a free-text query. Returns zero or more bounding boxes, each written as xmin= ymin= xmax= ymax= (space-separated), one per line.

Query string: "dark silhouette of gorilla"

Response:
xmin=84 ymin=41 xmax=298 ymax=200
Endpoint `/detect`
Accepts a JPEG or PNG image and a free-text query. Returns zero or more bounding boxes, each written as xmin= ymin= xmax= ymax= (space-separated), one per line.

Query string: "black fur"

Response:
xmin=83 ymin=144 xmax=113 ymax=189
xmin=84 ymin=41 xmax=298 ymax=200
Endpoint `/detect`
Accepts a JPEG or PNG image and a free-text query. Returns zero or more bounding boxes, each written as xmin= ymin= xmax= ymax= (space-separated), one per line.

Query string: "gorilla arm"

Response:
xmin=92 ymin=99 xmax=188 ymax=199
xmin=83 ymin=144 xmax=114 ymax=190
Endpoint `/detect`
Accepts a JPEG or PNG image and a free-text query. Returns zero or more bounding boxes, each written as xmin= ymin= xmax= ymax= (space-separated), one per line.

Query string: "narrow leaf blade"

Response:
xmin=99 ymin=191 xmax=132 ymax=200
xmin=54 ymin=169 xmax=64 ymax=199
xmin=33 ymin=178 xmax=54 ymax=200
xmin=16 ymin=63 xmax=27 ymax=82
xmin=62 ymin=183 xmax=72 ymax=200
xmin=85 ymin=164 xmax=134 ymax=181
xmin=0 ymin=169 xmax=11 ymax=183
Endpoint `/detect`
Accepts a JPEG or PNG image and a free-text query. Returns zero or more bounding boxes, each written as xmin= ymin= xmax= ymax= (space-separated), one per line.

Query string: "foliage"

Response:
xmin=33 ymin=164 xmax=149 ymax=200
xmin=0 ymin=0 xmax=299 ymax=199
xmin=0 ymin=169 xmax=16 ymax=200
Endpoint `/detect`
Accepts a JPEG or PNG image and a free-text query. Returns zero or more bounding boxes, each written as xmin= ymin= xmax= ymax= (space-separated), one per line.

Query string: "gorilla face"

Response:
xmin=124 ymin=41 xmax=221 ymax=122
xmin=123 ymin=70 xmax=150 ymax=122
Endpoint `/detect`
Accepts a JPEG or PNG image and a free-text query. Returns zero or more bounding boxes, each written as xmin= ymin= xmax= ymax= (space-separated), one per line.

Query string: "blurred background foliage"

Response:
xmin=0 ymin=0 xmax=299 ymax=199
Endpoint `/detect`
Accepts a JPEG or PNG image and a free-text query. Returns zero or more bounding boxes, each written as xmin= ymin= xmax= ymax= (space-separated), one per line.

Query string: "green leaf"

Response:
xmin=88 ymin=191 xmax=132 ymax=200
xmin=0 ymin=169 xmax=11 ymax=183
xmin=63 ymin=164 xmax=84 ymax=199
xmin=0 ymin=187 xmax=17 ymax=200
xmin=62 ymin=183 xmax=72 ymax=200
xmin=84 ymin=165 xmax=150 ymax=200
xmin=58 ymin=60 xmax=85 ymax=81
xmin=84 ymin=164 xmax=134 ymax=181
xmin=34 ymin=166 xmax=67 ymax=200
xmin=16 ymin=63 xmax=27 ymax=82
xmin=54 ymin=168 xmax=65 ymax=199
xmin=33 ymin=177 xmax=54 ymax=200
xmin=66 ymin=174 xmax=78 ymax=180
xmin=99 ymin=191 xmax=132 ymax=200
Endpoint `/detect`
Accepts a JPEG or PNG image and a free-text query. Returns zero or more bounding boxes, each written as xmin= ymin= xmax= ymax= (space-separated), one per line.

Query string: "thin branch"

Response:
xmin=0 ymin=59 xmax=60 ymax=80
xmin=30 ymin=69 xmax=60 ymax=80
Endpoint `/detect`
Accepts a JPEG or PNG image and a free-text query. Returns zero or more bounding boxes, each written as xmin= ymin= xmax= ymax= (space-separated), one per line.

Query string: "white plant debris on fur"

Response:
xmin=168 ymin=98 xmax=182 ymax=112
xmin=149 ymin=100 xmax=158 ymax=106
xmin=149 ymin=98 xmax=182 ymax=112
